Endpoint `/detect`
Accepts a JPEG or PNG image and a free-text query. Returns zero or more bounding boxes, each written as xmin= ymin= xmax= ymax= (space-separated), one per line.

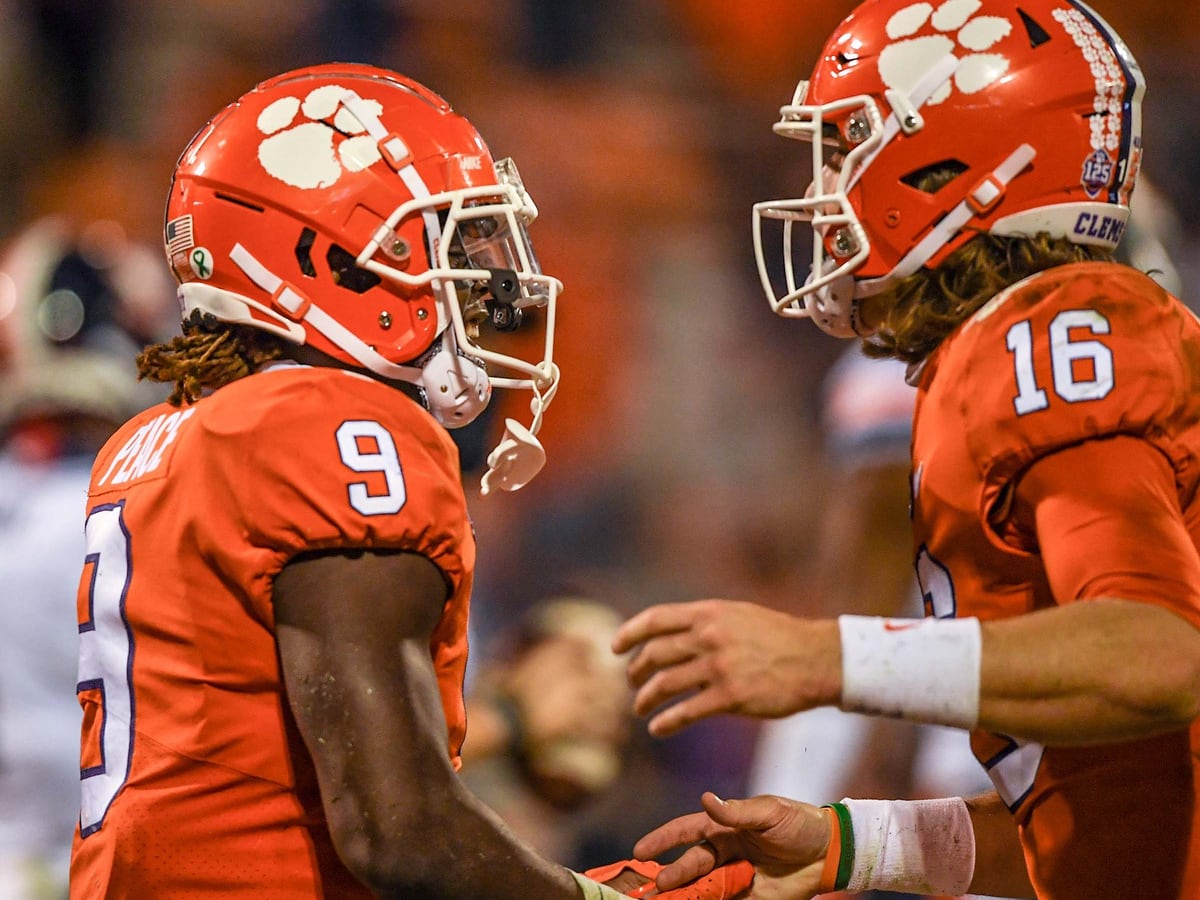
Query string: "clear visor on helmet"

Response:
xmin=453 ymin=206 xmax=549 ymax=309
xmin=356 ymin=156 xmax=561 ymax=401
xmin=443 ymin=156 xmax=555 ymax=315
xmin=434 ymin=161 xmax=560 ymax=395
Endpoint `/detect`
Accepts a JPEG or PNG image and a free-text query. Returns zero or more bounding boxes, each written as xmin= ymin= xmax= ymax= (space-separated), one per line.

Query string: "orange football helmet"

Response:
xmin=165 ymin=63 xmax=561 ymax=491
xmin=753 ymin=0 xmax=1145 ymax=336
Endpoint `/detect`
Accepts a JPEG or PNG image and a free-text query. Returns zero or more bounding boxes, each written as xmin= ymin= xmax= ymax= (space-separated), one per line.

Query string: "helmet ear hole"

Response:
xmin=325 ymin=244 xmax=381 ymax=293
xmin=294 ymin=229 xmax=318 ymax=277
xmin=900 ymin=160 xmax=969 ymax=193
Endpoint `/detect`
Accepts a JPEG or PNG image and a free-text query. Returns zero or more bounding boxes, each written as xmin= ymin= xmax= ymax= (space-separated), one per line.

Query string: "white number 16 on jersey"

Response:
xmin=1006 ymin=309 xmax=1114 ymax=415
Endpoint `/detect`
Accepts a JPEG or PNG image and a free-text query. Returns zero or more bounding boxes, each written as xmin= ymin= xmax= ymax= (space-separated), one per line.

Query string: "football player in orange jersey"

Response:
xmin=611 ymin=2 xmax=1200 ymax=899
xmin=68 ymin=64 xmax=753 ymax=900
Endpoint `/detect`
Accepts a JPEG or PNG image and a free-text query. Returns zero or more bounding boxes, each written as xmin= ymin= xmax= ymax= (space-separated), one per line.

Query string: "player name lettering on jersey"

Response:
xmin=98 ymin=409 xmax=196 ymax=487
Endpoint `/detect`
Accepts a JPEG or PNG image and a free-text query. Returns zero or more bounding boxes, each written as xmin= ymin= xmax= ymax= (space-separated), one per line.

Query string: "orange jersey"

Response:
xmin=69 ymin=364 xmax=475 ymax=899
xmin=910 ymin=262 xmax=1200 ymax=899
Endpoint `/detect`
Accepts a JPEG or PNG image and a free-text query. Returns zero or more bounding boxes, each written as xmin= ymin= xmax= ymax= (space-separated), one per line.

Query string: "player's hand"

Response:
xmin=612 ymin=600 xmax=840 ymax=737
xmin=584 ymin=858 xmax=658 ymax=896
xmin=633 ymin=792 xmax=830 ymax=900
xmin=584 ymin=857 xmax=753 ymax=898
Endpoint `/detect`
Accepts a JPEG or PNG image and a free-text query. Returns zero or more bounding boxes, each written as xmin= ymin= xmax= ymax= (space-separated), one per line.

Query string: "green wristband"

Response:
xmin=822 ymin=802 xmax=855 ymax=891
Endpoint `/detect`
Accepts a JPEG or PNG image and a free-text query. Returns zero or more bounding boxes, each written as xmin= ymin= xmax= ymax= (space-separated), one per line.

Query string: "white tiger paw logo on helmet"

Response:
xmin=257 ymin=84 xmax=382 ymax=189
xmin=881 ymin=0 xmax=1012 ymax=104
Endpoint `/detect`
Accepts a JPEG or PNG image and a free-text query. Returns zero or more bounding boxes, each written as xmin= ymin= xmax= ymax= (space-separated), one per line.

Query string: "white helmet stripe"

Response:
xmin=858 ymin=143 xmax=1037 ymax=294
xmin=229 ymin=242 xmax=425 ymax=381
xmin=848 ymin=52 xmax=960 ymax=194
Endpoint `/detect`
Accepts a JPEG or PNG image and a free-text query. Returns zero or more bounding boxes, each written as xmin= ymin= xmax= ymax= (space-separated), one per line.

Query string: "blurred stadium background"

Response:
xmin=1 ymin=0 xmax=1198 ymax=880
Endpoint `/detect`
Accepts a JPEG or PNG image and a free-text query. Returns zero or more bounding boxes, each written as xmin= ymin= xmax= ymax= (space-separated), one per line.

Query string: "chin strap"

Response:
xmin=480 ymin=367 xmax=556 ymax=495
xmin=480 ymin=417 xmax=546 ymax=496
xmin=414 ymin=330 xmax=492 ymax=427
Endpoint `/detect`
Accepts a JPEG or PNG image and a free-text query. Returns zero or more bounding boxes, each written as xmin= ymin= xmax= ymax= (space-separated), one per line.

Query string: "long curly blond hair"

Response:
xmin=863 ymin=233 xmax=1114 ymax=364
xmin=137 ymin=310 xmax=287 ymax=406
xmin=858 ymin=162 xmax=1117 ymax=363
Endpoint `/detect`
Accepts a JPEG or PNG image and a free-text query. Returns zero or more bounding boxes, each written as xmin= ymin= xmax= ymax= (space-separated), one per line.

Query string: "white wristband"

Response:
xmin=839 ymin=614 xmax=981 ymax=728
xmin=841 ymin=797 xmax=976 ymax=896
xmin=569 ymin=870 xmax=631 ymax=900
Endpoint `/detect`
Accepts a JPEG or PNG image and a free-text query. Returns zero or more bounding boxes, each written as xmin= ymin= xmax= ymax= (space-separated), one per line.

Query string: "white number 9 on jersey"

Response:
xmin=335 ymin=420 xmax=408 ymax=516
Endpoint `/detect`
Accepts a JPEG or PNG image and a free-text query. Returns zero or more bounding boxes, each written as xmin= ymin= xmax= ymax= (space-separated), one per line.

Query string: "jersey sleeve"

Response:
xmin=1006 ymin=434 xmax=1200 ymax=628
xmin=176 ymin=369 xmax=473 ymax=626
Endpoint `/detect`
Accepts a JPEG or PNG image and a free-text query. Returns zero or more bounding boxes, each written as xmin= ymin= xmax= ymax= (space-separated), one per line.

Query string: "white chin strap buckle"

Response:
xmin=419 ymin=347 xmax=491 ymax=429
xmin=480 ymin=418 xmax=546 ymax=496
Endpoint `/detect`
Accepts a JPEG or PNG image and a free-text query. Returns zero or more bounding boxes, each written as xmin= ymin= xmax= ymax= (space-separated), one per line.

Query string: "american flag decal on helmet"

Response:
xmin=166 ymin=215 xmax=195 ymax=256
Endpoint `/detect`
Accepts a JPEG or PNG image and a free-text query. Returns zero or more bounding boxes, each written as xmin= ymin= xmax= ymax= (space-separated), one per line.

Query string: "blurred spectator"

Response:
xmin=1122 ymin=175 xmax=1187 ymax=299
xmin=747 ymin=346 xmax=993 ymax=900
xmin=0 ymin=216 xmax=174 ymax=900
xmin=462 ymin=598 xmax=632 ymax=865
xmin=462 ymin=593 xmax=751 ymax=873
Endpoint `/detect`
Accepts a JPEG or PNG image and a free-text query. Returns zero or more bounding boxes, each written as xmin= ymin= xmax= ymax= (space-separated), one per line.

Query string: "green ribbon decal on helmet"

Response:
xmin=191 ymin=248 xmax=211 ymax=279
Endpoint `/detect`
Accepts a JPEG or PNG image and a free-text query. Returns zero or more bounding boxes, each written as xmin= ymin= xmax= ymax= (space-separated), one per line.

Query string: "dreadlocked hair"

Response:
xmin=863 ymin=232 xmax=1115 ymax=365
xmin=137 ymin=309 xmax=288 ymax=406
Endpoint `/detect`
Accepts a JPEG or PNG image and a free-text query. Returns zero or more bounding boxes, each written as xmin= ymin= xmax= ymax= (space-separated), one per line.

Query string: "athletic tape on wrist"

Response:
xmin=570 ymin=870 xmax=633 ymax=900
xmin=839 ymin=614 xmax=981 ymax=728
xmin=840 ymin=797 xmax=975 ymax=896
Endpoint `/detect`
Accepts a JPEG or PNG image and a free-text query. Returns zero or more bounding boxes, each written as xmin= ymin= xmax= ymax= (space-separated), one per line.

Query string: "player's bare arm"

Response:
xmin=965 ymin=792 xmax=1034 ymax=899
xmin=274 ymin=549 xmax=583 ymax=899
xmin=617 ymin=596 xmax=1200 ymax=746
xmin=977 ymin=600 xmax=1200 ymax=744
xmin=617 ymin=434 xmax=1200 ymax=747
xmin=975 ymin=435 xmax=1200 ymax=745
